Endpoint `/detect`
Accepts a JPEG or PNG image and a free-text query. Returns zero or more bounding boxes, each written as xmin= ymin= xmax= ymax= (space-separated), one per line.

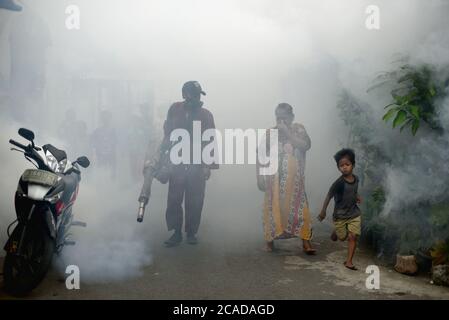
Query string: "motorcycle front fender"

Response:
xmin=3 ymin=223 xmax=24 ymax=253
xmin=3 ymin=207 xmax=56 ymax=254
xmin=43 ymin=208 xmax=57 ymax=240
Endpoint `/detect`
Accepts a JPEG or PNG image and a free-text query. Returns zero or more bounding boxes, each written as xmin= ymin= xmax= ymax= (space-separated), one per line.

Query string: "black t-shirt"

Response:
xmin=327 ymin=175 xmax=361 ymax=220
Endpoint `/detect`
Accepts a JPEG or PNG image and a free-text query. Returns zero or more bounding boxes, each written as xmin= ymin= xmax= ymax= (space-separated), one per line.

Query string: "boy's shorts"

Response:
xmin=333 ymin=216 xmax=361 ymax=241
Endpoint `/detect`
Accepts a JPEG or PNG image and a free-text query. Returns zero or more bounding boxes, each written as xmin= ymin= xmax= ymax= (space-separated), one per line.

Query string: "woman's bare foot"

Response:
xmin=302 ymin=240 xmax=316 ymax=255
xmin=265 ymin=241 xmax=275 ymax=252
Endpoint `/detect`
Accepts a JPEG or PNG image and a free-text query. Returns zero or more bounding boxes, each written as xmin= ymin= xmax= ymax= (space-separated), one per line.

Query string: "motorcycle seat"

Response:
xmin=43 ymin=144 xmax=67 ymax=162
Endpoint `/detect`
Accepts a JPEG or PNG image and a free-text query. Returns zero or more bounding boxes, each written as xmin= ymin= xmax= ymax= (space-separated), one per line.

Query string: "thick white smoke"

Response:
xmin=1 ymin=0 xmax=449 ymax=282
xmin=57 ymin=168 xmax=153 ymax=282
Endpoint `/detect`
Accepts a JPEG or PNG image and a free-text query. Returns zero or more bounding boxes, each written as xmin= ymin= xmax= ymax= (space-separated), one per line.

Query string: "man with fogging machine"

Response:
xmin=138 ymin=81 xmax=218 ymax=247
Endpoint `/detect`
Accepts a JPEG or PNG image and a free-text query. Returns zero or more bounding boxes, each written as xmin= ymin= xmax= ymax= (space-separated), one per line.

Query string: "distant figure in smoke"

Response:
xmin=90 ymin=110 xmax=117 ymax=179
xmin=318 ymin=148 xmax=362 ymax=271
xmin=149 ymin=81 xmax=218 ymax=247
xmin=128 ymin=103 xmax=156 ymax=180
xmin=58 ymin=108 xmax=88 ymax=158
xmin=257 ymin=103 xmax=315 ymax=254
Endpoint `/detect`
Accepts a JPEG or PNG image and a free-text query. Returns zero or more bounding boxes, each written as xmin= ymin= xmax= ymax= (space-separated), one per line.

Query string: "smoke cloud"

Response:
xmin=1 ymin=0 xmax=449 ymax=281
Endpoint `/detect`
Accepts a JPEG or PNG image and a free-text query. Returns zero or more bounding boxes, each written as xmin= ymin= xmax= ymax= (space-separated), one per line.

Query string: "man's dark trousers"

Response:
xmin=166 ymin=164 xmax=206 ymax=235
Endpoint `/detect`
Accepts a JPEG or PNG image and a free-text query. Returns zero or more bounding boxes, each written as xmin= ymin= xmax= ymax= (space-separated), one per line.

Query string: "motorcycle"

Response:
xmin=2 ymin=128 xmax=89 ymax=296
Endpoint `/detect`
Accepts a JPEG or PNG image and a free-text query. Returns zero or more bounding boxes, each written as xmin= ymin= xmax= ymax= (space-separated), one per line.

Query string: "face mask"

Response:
xmin=185 ymin=99 xmax=203 ymax=109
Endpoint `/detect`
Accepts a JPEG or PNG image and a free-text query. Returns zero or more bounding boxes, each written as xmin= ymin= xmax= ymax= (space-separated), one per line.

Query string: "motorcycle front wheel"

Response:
xmin=3 ymin=225 xmax=55 ymax=296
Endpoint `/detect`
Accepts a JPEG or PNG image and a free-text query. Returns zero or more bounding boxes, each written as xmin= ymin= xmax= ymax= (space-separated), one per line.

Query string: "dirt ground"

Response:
xmin=1 ymin=227 xmax=448 ymax=300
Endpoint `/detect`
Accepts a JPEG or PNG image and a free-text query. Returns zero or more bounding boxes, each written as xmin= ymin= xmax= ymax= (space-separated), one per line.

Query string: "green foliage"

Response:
xmin=336 ymin=91 xmax=390 ymax=186
xmin=338 ymin=63 xmax=449 ymax=263
xmin=372 ymin=62 xmax=445 ymax=136
xmin=429 ymin=204 xmax=449 ymax=264
xmin=361 ymin=187 xmax=388 ymax=243
xmin=399 ymin=227 xmax=424 ymax=255
xmin=430 ymin=239 xmax=449 ymax=266
xmin=430 ymin=203 xmax=449 ymax=229
xmin=372 ymin=187 xmax=386 ymax=204
xmin=363 ymin=187 xmax=385 ymax=222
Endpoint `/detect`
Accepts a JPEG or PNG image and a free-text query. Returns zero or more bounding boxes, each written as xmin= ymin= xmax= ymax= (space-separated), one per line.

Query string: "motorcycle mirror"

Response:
xmin=75 ymin=156 xmax=90 ymax=168
xmin=18 ymin=128 xmax=35 ymax=142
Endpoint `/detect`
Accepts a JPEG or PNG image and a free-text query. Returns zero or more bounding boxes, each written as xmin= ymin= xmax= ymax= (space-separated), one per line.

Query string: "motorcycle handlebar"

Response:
xmin=9 ymin=139 xmax=28 ymax=150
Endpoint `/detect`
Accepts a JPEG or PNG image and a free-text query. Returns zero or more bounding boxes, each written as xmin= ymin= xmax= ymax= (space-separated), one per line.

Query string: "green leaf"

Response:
xmin=400 ymin=119 xmax=413 ymax=132
xmin=384 ymin=103 xmax=397 ymax=109
xmin=409 ymin=105 xmax=420 ymax=119
xmin=382 ymin=109 xmax=397 ymax=122
xmin=411 ymin=120 xmax=420 ymax=135
xmin=429 ymin=85 xmax=436 ymax=97
xmin=398 ymin=74 xmax=413 ymax=83
xmin=393 ymin=110 xmax=407 ymax=128
xmin=393 ymin=95 xmax=404 ymax=104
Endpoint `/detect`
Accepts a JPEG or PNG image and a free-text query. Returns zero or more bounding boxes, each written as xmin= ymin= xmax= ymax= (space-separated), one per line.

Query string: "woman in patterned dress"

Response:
xmin=257 ymin=103 xmax=315 ymax=254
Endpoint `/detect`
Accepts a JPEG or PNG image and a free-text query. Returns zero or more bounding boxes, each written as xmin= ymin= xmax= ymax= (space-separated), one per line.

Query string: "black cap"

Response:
xmin=182 ymin=81 xmax=206 ymax=97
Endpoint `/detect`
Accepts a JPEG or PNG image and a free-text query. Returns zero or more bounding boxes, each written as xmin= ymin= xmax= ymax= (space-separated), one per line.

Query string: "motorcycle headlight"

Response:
xmin=46 ymin=154 xmax=67 ymax=173
xmin=46 ymin=154 xmax=58 ymax=172
xmin=57 ymin=159 xmax=67 ymax=173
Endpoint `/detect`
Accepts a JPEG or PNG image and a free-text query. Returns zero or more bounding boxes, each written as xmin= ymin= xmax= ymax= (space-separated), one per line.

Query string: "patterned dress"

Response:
xmin=261 ymin=123 xmax=312 ymax=242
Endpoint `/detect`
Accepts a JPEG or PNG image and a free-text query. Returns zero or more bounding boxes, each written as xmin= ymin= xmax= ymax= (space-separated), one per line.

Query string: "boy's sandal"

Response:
xmin=344 ymin=262 xmax=358 ymax=270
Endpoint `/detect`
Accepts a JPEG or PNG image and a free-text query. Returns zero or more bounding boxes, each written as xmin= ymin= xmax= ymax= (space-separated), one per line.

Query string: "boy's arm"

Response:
xmin=318 ymin=195 xmax=331 ymax=221
xmin=318 ymin=180 xmax=337 ymax=221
